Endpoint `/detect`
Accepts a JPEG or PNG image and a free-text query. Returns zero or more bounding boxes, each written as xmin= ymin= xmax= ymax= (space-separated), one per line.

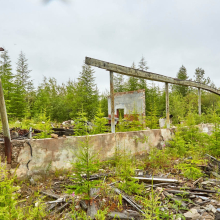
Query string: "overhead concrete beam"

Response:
xmin=85 ymin=57 xmax=220 ymax=95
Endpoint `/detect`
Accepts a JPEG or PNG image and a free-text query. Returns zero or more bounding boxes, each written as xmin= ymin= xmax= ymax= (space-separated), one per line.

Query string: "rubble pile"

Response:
xmin=16 ymin=155 xmax=220 ymax=219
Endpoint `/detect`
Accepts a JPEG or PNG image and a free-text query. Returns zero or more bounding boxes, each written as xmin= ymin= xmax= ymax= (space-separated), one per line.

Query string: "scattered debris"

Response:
xmin=132 ymin=176 xmax=179 ymax=183
xmin=12 ymin=149 xmax=220 ymax=219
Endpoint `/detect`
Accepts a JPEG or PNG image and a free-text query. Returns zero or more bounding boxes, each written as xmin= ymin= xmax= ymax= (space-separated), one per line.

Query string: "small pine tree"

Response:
xmin=74 ymin=107 xmax=89 ymax=136
xmin=67 ymin=136 xmax=100 ymax=200
xmin=92 ymin=104 xmax=107 ymax=134
xmin=146 ymin=99 xmax=158 ymax=129
xmin=116 ymin=146 xmax=144 ymax=195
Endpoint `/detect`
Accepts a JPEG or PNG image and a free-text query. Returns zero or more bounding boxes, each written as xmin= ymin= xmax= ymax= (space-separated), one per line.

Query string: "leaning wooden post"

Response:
xmin=198 ymin=88 xmax=201 ymax=115
xmin=110 ymin=71 xmax=115 ymax=133
xmin=165 ymin=82 xmax=170 ymax=128
xmin=0 ymin=79 xmax=12 ymax=164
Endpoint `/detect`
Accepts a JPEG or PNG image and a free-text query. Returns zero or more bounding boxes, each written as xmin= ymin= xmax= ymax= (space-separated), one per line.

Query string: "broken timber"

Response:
xmin=132 ymin=176 xmax=179 ymax=183
xmin=85 ymin=57 xmax=220 ymax=95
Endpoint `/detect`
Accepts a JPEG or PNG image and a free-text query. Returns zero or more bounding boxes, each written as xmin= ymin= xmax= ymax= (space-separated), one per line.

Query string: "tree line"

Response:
xmin=0 ymin=49 xmax=219 ymax=124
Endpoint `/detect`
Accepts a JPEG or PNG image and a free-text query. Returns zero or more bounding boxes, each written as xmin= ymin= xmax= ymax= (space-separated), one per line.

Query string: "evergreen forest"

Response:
xmin=1 ymin=49 xmax=219 ymax=127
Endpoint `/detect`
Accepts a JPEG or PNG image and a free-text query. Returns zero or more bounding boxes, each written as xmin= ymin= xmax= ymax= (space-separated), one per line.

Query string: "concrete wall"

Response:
xmin=108 ymin=90 xmax=145 ymax=117
xmin=0 ymin=128 xmax=173 ymax=179
xmin=197 ymin=123 xmax=214 ymax=135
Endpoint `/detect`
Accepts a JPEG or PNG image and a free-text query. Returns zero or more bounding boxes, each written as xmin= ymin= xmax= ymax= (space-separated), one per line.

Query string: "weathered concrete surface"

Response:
xmin=108 ymin=90 xmax=145 ymax=118
xmin=0 ymin=124 xmax=216 ymax=179
xmin=0 ymin=128 xmax=173 ymax=178
xmin=198 ymin=123 xmax=214 ymax=135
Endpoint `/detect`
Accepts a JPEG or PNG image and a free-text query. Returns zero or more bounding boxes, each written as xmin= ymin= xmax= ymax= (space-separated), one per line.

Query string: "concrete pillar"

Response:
xmin=165 ymin=82 xmax=170 ymax=128
xmin=110 ymin=71 xmax=115 ymax=133
xmin=198 ymin=88 xmax=201 ymax=115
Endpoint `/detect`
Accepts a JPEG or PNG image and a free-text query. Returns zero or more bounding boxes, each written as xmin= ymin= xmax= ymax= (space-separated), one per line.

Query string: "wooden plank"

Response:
xmin=113 ymin=188 xmax=144 ymax=214
xmin=132 ymin=176 xmax=179 ymax=183
xmin=85 ymin=57 xmax=220 ymax=95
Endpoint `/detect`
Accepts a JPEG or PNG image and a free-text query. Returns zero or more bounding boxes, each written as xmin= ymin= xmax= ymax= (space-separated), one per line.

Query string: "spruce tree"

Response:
xmin=11 ymin=74 xmax=26 ymax=118
xmin=172 ymin=65 xmax=189 ymax=97
xmin=11 ymin=51 xmax=33 ymax=118
xmin=138 ymin=56 xmax=148 ymax=89
xmin=126 ymin=62 xmax=139 ymax=91
xmin=71 ymin=63 xmax=99 ymax=120
xmin=0 ymin=50 xmax=14 ymax=115
xmin=16 ymin=51 xmax=32 ymax=90
xmin=114 ymin=73 xmax=125 ymax=92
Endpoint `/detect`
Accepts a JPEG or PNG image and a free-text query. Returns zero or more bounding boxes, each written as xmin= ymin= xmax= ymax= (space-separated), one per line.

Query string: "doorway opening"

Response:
xmin=117 ymin=109 xmax=124 ymax=119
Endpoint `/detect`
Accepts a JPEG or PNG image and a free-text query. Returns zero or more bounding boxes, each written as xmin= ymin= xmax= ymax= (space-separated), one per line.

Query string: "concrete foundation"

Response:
xmin=0 ymin=123 xmax=213 ymax=179
xmin=0 ymin=128 xmax=174 ymax=179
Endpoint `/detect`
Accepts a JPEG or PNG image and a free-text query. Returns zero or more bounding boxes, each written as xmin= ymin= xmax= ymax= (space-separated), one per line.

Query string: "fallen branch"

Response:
xmin=112 ymin=187 xmax=144 ymax=214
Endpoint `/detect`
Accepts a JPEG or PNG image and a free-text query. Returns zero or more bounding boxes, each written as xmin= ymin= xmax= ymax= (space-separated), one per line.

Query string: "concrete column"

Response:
xmin=198 ymin=88 xmax=201 ymax=115
xmin=110 ymin=71 xmax=115 ymax=133
xmin=0 ymin=79 xmax=12 ymax=163
xmin=165 ymin=82 xmax=170 ymax=128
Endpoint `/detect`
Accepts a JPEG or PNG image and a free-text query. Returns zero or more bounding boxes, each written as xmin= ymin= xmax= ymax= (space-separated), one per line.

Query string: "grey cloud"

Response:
xmin=1 ymin=0 xmax=220 ymax=91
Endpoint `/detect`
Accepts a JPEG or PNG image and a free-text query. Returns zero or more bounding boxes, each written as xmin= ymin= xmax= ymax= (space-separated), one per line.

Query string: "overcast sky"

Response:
xmin=1 ymin=0 xmax=220 ymax=92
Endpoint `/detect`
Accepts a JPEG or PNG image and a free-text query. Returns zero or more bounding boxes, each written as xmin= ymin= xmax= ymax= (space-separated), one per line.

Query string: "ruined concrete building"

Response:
xmin=107 ymin=89 xmax=145 ymax=123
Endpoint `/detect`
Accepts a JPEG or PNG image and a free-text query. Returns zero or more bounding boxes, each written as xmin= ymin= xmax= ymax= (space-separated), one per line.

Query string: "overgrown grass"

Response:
xmin=3 ymin=107 xmax=220 ymax=219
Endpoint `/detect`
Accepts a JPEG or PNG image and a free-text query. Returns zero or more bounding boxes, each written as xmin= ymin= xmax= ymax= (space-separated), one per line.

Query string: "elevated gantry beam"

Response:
xmin=85 ymin=56 xmax=219 ymax=130
xmin=85 ymin=57 xmax=220 ymax=95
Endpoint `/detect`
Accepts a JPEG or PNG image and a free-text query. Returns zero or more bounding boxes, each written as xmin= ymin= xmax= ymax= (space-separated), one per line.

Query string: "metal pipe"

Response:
xmin=110 ymin=71 xmax=115 ymax=133
xmin=0 ymin=79 xmax=12 ymax=163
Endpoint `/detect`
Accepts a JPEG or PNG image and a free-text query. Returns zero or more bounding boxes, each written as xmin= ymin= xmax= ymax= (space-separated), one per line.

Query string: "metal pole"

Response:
xmin=165 ymin=82 xmax=170 ymax=128
xmin=198 ymin=88 xmax=201 ymax=115
xmin=110 ymin=71 xmax=115 ymax=133
xmin=0 ymin=79 xmax=12 ymax=163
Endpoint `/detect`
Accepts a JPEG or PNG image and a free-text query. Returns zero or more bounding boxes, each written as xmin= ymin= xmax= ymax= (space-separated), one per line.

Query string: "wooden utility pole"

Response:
xmin=198 ymin=88 xmax=201 ymax=115
xmin=165 ymin=82 xmax=170 ymax=128
xmin=110 ymin=71 xmax=115 ymax=133
xmin=0 ymin=79 xmax=12 ymax=163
